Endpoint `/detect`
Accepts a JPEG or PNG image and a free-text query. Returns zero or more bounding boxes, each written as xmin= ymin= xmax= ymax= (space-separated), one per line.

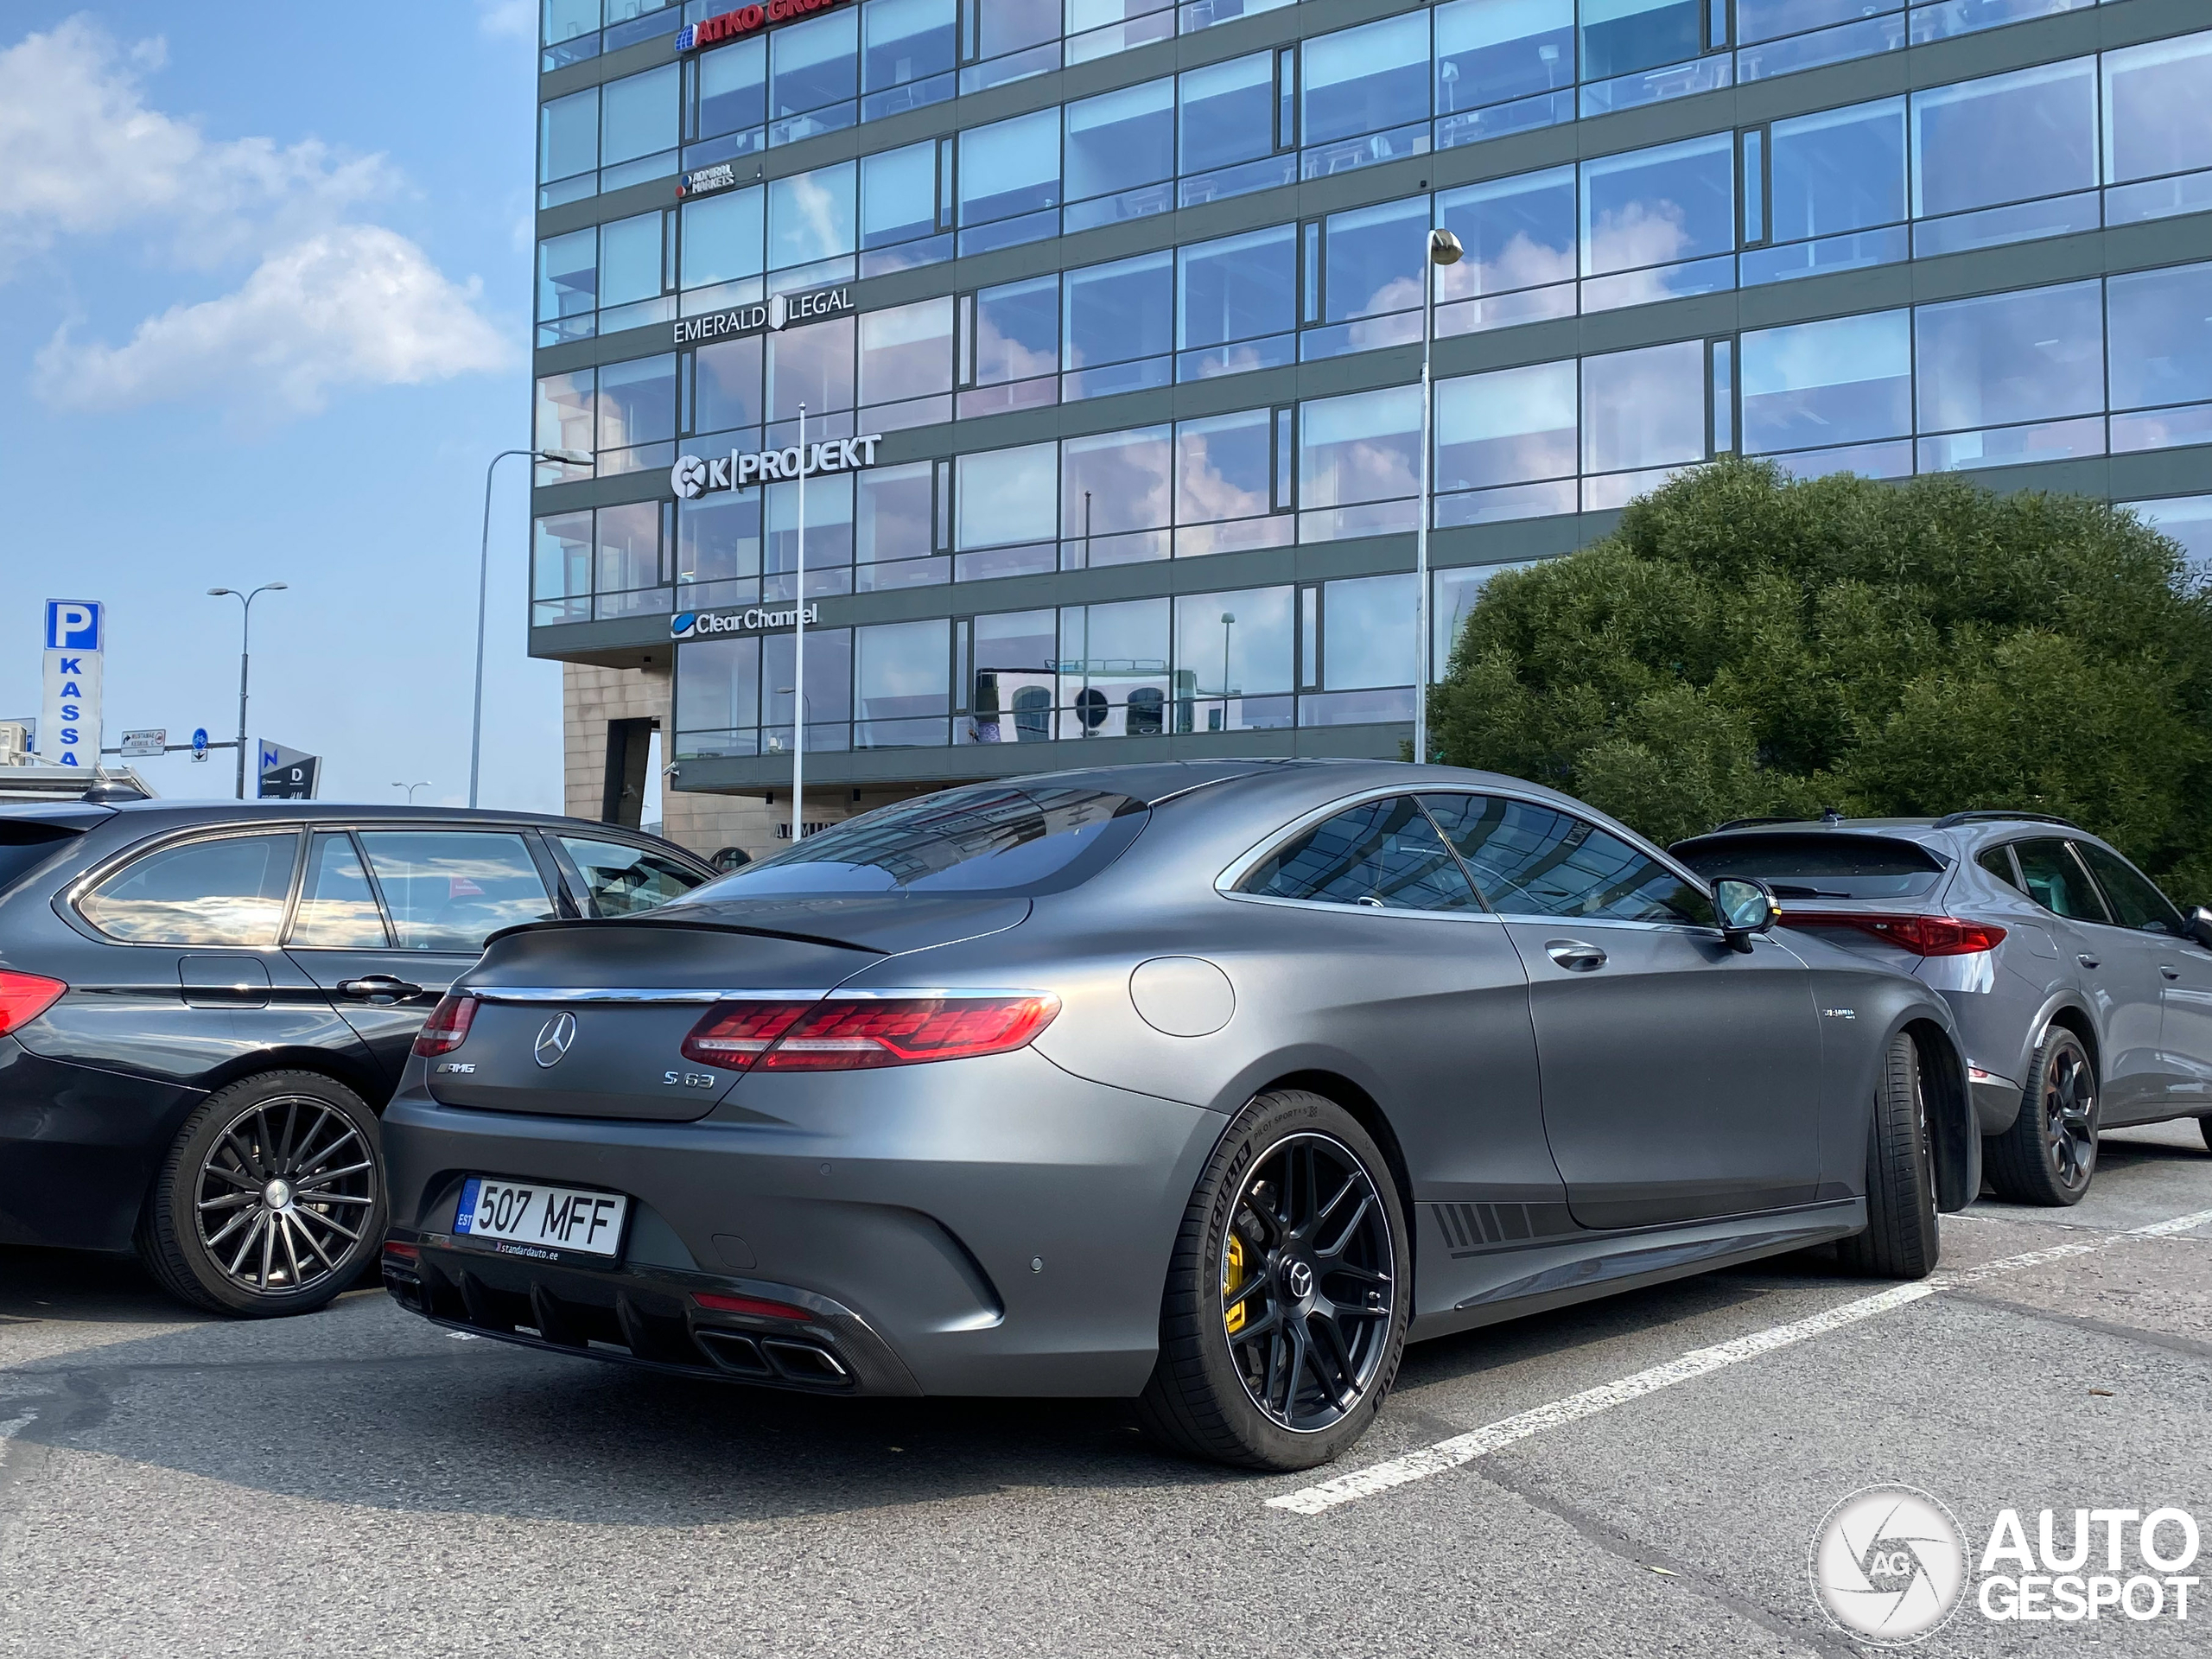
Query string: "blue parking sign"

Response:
xmin=43 ymin=601 xmax=102 ymax=652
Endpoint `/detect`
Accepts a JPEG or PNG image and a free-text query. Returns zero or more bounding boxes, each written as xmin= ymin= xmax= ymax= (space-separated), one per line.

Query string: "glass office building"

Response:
xmin=528 ymin=0 xmax=2212 ymax=849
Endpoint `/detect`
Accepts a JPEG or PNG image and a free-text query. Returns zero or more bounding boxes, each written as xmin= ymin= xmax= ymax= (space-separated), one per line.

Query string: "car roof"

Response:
xmin=0 ymin=798 xmax=707 ymax=855
xmin=1673 ymin=814 xmax=2094 ymax=854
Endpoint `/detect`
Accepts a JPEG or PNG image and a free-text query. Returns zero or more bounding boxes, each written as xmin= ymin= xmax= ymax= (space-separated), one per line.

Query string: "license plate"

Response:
xmin=453 ymin=1177 xmax=629 ymax=1259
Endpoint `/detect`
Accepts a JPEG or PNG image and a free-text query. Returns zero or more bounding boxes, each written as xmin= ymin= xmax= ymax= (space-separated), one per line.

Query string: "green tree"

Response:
xmin=1428 ymin=457 xmax=2212 ymax=899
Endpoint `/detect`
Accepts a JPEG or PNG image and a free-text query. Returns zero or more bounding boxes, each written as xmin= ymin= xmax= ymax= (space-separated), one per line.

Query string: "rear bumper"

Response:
xmin=1969 ymin=1066 xmax=2024 ymax=1135
xmin=0 ymin=1036 xmax=204 ymax=1251
xmin=378 ymin=1048 xmax=1223 ymax=1398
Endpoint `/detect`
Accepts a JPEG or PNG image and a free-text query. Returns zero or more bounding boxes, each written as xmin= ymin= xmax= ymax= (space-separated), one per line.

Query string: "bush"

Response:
xmin=1428 ymin=457 xmax=2212 ymax=900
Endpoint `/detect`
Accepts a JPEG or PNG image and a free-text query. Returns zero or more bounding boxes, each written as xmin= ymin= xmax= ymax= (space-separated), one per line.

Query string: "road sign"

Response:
xmin=119 ymin=728 xmax=166 ymax=758
xmin=39 ymin=601 xmax=104 ymax=768
xmin=257 ymin=740 xmax=320 ymax=799
xmin=190 ymin=728 xmax=210 ymax=761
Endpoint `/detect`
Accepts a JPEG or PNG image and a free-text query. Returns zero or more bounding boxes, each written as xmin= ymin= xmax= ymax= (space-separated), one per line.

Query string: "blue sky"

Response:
xmin=0 ymin=3 xmax=561 ymax=809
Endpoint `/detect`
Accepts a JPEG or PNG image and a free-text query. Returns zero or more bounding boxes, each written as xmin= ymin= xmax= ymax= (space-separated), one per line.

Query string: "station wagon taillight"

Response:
xmin=680 ymin=994 xmax=1060 ymax=1072
xmin=0 ymin=970 xmax=66 ymax=1038
xmin=1785 ymin=912 xmax=2007 ymax=956
xmin=412 ymin=993 xmax=480 ymax=1057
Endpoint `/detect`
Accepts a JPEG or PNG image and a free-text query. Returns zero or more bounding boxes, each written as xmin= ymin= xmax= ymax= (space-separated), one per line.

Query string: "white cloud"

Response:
xmin=1 ymin=16 xmax=513 ymax=420
xmin=476 ymin=0 xmax=538 ymax=39
xmin=35 ymin=225 xmax=512 ymax=416
xmin=0 ymin=16 xmax=392 ymax=269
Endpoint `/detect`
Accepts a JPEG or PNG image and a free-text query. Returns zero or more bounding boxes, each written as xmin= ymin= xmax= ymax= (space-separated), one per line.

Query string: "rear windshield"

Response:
xmin=682 ymin=783 xmax=1147 ymax=899
xmin=1671 ymin=833 xmax=1945 ymax=900
xmin=0 ymin=823 xmax=87 ymax=895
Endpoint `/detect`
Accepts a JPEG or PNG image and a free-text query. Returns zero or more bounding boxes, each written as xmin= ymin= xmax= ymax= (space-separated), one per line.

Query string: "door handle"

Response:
xmin=2163 ymin=965 xmax=2182 ymax=981
xmin=337 ymin=975 xmax=423 ymax=1003
xmin=2076 ymin=954 xmax=2101 ymax=970
xmin=1545 ymin=940 xmax=1607 ymax=972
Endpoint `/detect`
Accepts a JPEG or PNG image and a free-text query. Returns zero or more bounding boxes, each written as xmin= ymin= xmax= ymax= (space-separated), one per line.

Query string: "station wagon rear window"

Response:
xmin=686 ymin=784 xmax=1147 ymax=898
xmin=1670 ymin=833 xmax=1946 ymax=900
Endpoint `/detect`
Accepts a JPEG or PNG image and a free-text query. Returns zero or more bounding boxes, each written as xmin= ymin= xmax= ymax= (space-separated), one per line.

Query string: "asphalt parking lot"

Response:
xmin=3 ymin=1122 xmax=2209 ymax=1658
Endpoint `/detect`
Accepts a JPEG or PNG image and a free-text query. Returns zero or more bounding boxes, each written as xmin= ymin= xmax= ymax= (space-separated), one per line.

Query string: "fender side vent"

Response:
xmin=1433 ymin=1201 xmax=1577 ymax=1255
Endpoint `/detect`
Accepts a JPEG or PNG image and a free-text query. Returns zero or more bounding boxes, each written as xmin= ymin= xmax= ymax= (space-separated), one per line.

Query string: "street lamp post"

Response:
xmin=1219 ymin=611 xmax=1236 ymax=728
xmin=791 ymin=403 xmax=808 ymax=842
xmin=471 ymin=446 xmax=590 ymax=809
xmin=207 ymin=583 xmax=288 ymax=799
xmin=1415 ymin=225 xmax=1464 ymax=768
xmin=392 ymin=780 xmax=432 ymax=803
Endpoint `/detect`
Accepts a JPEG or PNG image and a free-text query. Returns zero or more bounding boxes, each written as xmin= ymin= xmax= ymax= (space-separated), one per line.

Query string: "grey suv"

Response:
xmin=1674 ymin=812 xmax=2212 ymax=1205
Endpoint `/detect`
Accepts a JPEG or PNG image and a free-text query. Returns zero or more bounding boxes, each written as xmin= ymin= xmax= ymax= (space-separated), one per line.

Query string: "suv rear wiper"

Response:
xmin=1770 ymin=884 xmax=1858 ymax=899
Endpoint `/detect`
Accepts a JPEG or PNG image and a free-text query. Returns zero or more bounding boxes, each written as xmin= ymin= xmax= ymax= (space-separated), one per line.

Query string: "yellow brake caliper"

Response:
xmin=1224 ymin=1233 xmax=1248 ymax=1335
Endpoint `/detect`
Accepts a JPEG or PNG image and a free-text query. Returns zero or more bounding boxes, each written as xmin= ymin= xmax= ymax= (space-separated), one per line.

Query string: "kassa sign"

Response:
xmin=39 ymin=601 xmax=103 ymax=768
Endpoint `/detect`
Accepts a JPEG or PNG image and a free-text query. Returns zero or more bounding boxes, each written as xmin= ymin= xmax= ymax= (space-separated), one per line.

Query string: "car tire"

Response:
xmin=1135 ymin=1090 xmax=1410 ymax=1472
xmin=1836 ymin=1031 xmax=1939 ymax=1281
xmin=2198 ymin=1116 xmax=2211 ymax=1155
xmin=1984 ymin=1027 xmax=2098 ymax=1206
xmin=137 ymin=1070 xmax=385 ymax=1318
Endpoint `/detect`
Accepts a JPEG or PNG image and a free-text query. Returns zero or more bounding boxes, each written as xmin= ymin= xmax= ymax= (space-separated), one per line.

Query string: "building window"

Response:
xmin=1175 ymin=408 xmax=1290 ymax=556
xmin=1065 ymin=251 xmax=1173 ymax=400
xmin=1306 ymin=573 xmax=1416 ymax=727
xmin=1580 ymin=133 xmax=1735 ymax=311
xmin=954 ymin=442 xmax=1057 ymax=579
xmin=1063 ymin=78 xmax=1175 ymax=231
xmin=855 ymin=618 xmax=951 ymax=747
xmin=1062 ymin=426 xmax=1172 ymax=567
xmin=770 ymin=9 xmax=859 ymax=142
xmin=862 ymin=0 xmax=957 ymax=120
xmin=1433 ymin=360 xmax=1580 ymax=526
xmin=958 ymin=107 xmax=1060 ymax=252
xmin=596 ymin=501 xmax=672 ymax=620
xmin=1301 ymin=13 xmax=1431 ymax=160
xmin=963 ymin=275 xmax=1058 ymax=416
xmin=534 ymin=371 xmax=595 ymax=483
xmin=1910 ymin=59 xmax=2098 ymax=256
xmin=1298 ymin=385 xmax=1422 ymax=543
xmin=681 ymin=186 xmax=765 ymax=308
xmin=1175 ymin=586 xmax=1294 ymax=732
xmin=596 ymin=353 xmax=677 ymax=474
xmin=767 ymin=161 xmax=857 ymax=275
xmin=601 ymin=62 xmax=680 ymax=188
xmin=692 ymin=334 xmax=764 ymax=446
xmin=1738 ymin=309 xmax=1913 ymax=479
xmin=677 ymin=493 xmax=762 ymax=611
xmin=1177 ymin=225 xmax=1296 ymax=381
xmin=1913 ymin=280 xmax=2105 ymax=473
xmin=1580 ymin=340 xmax=1708 ymax=508
xmin=1306 ymin=197 xmax=1428 ymax=360
xmin=1745 ymin=95 xmax=1907 ymax=285
xmin=2103 ymin=30 xmax=2212 ymax=224
xmin=1434 ymin=167 xmax=1576 ymax=335
xmin=532 ymin=512 xmax=594 ymax=626
xmin=536 ymin=227 xmax=598 ymax=345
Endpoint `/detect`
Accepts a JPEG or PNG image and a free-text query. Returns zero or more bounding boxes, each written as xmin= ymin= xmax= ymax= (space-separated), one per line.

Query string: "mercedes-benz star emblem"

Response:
xmin=1287 ymin=1261 xmax=1313 ymax=1299
xmin=534 ymin=1012 xmax=577 ymax=1068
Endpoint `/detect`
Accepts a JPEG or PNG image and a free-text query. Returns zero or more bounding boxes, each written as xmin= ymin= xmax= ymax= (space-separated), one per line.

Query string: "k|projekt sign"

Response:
xmin=671 ymin=435 xmax=885 ymax=499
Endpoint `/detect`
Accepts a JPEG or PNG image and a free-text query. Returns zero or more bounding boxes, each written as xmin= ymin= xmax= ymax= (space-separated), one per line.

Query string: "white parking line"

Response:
xmin=1267 ymin=1205 xmax=2212 ymax=1516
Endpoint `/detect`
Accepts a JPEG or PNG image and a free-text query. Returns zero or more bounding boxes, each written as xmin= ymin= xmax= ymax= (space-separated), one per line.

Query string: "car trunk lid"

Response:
xmin=426 ymin=898 xmax=1027 ymax=1121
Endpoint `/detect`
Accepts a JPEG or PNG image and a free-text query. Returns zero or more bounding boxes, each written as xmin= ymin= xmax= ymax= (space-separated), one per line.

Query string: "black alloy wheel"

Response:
xmin=140 ymin=1071 xmax=386 ymax=1316
xmin=1986 ymin=1027 xmax=2098 ymax=1206
xmin=1137 ymin=1090 xmax=1410 ymax=1471
xmin=1219 ymin=1133 xmax=1396 ymax=1433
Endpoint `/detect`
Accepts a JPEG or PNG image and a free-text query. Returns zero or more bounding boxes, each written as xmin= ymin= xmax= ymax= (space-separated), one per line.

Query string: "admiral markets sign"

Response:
xmin=677 ymin=0 xmax=849 ymax=52
xmin=672 ymin=283 xmax=854 ymax=347
xmin=671 ymin=433 xmax=885 ymax=499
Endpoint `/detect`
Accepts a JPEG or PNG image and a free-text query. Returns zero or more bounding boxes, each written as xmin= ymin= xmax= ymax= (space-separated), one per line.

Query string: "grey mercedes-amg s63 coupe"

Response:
xmin=378 ymin=760 xmax=1978 ymax=1471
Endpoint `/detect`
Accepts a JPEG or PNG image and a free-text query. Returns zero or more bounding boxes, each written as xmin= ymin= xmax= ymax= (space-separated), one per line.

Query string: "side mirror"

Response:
xmin=2189 ymin=906 xmax=2212 ymax=951
xmin=1713 ymin=876 xmax=1780 ymax=954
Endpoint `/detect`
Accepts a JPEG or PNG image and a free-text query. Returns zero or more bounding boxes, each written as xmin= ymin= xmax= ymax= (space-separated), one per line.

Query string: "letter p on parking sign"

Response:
xmin=44 ymin=601 xmax=102 ymax=652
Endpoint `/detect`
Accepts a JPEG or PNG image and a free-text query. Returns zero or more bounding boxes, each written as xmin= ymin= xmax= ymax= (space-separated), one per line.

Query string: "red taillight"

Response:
xmin=679 ymin=993 xmax=1060 ymax=1073
xmin=0 ymin=970 xmax=66 ymax=1038
xmin=680 ymin=1001 xmax=811 ymax=1066
xmin=382 ymin=1240 xmax=419 ymax=1262
xmin=692 ymin=1291 xmax=813 ymax=1320
xmin=412 ymin=993 xmax=479 ymax=1057
xmin=1786 ymin=912 xmax=2008 ymax=956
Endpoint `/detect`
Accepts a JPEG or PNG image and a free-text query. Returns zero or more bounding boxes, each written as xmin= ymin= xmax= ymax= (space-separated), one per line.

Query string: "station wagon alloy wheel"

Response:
xmin=1220 ymin=1132 xmax=1396 ymax=1434
xmin=195 ymin=1094 xmax=378 ymax=1294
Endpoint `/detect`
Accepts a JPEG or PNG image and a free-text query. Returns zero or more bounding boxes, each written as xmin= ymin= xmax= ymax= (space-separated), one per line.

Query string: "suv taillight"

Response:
xmin=681 ymin=994 xmax=1059 ymax=1073
xmin=0 ymin=971 xmax=66 ymax=1038
xmin=1785 ymin=912 xmax=2007 ymax=956
xmin=412 ymin=993 xmax=479 ymax=1057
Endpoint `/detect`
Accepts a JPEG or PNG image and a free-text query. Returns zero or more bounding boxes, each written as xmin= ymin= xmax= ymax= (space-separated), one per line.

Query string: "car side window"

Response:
xmin=1239 ymin=796 xmax=1480 ymax=912
xmin=2010 ymin=839 xmax=2110 ymax=923
xmin=2073 ymin=842 xmax=2183 ymax=935
xmin=78 ymin=831 xmax=300 ymax=946
xmin=1977 ymin=846 xmax=2022 ymax=891
xmin=355 ymin=831 xmax=557 ymax=951
xmin=1421 ymin=792 xmax=1716 ymax=928
xmin=287 ymin=832 xmax=391 ymax=949
xmin=557 ymin=836 xmax=709 ymax=918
